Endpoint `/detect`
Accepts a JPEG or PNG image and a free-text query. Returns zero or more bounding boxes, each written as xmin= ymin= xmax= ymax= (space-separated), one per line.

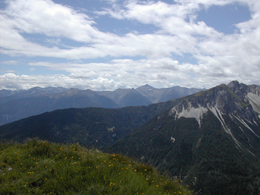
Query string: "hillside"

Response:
xmin=0 ymin=139 xmax=192 ymax=195
xmin=0 ymin=100 xmax=180 ymax=149
xmin=109 ymin=81 xmax=260 ymax=195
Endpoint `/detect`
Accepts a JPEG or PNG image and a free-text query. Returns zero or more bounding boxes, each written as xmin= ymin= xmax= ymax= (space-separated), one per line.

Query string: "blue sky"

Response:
xmin=0 ymin=0 xmax=259 ymax=90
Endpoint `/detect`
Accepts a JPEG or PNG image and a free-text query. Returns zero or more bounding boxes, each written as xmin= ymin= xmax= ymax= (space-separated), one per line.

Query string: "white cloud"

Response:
xmin=0 ymin=0 xmax=260 ymax=90
xmin=2 ymin=60 xmax=19 ymax=65
xmin=0 ymin=73 xmax=122 ymax=91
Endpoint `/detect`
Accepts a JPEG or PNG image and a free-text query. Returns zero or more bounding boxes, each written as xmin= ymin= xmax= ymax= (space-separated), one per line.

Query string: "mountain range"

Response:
xmin=109 ymin=81 xmax=260 ymax=194
xmin=0 ymin=81 xmax=259 ymax=194
xmin=0 ymin=85 xmax=203 ymax=125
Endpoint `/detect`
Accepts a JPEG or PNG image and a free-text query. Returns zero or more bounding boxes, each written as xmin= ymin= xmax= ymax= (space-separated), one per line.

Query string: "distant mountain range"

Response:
xmin=0 ymin=85 xmax=203 ymax=125
xmin=0 ymin=81 xmax=259 ymax=194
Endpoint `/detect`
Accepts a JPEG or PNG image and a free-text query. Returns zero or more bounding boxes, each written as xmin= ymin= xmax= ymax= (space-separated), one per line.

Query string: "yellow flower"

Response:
xmin=156 ymin=185 xmax=159 ymax=187
xmin=45 ymin=178 xmax=47 ymax=180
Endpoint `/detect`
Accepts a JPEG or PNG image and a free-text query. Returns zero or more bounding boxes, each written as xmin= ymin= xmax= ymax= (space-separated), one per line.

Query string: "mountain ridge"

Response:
xmin=1 ymin=81 xmax=259 ymax=194
xmin=0 ymin=85 xmax=203 ymax=125
xmin=108 ymin=81 xmax=260 ymax=194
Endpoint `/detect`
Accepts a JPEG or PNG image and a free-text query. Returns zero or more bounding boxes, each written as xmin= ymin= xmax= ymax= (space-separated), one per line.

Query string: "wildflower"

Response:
xmin=144 ymin=169 xmax=147 ymax=171
xmin=45 ymin=178 xmax=48 ymax=180
xmin=146 ymin=178 xmax=149 ymax=180
xmin=156 ymin=185 xmax=159 ymax=187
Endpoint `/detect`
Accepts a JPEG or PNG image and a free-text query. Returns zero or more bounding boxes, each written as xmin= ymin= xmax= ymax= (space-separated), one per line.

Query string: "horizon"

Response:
xmin=0 ymin=82 xmax=208 ymax=92
xmin=1 ymin=0 xmax=260 ymax=91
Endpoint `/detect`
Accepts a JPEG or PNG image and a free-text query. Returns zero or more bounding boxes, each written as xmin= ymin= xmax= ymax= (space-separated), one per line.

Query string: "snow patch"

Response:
xmin=172 ymin=103 xmax=208 ymax=127
xmin=171 ymin=136 xmax=175 ymax=143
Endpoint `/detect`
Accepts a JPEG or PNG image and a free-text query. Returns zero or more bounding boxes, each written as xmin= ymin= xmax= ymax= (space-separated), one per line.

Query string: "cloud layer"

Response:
xmin=0 ymin=0 xmax=260 ymax=90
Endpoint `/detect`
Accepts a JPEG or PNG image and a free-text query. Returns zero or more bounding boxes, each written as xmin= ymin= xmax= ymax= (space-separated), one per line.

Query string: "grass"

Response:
xmin=0 ymin=139 xmax=192 ymax=195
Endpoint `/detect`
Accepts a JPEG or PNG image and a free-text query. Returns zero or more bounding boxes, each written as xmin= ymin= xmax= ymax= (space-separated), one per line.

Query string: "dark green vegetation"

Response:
xmin=109 ymin=82 xmax=260 ymax=195
xmin=0 ymin=139 xmax=192 ymax=195
xmin=0 ymin=100 xmax=181 ymax=149
xmin=109 ymin=111 xmax=260 ymax=195
xmin=0 ymin=81 xmax=260 ymax=195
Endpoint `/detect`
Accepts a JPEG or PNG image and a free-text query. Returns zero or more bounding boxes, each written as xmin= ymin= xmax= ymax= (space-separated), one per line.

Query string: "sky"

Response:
xmin=0 ymin=0 xmax=259 ymax=91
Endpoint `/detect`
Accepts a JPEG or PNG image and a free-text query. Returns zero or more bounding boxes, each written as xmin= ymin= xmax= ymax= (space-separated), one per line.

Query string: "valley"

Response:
xmin=0 ymin=81 xmax=260 ymax=195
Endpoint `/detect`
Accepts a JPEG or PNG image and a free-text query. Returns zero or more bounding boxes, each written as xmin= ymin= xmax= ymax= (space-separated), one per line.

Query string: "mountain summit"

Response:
xmin=169 ymin=81 xmax=260 ymax=152
xmin=110 ymin=81 xmax=260 ymax=195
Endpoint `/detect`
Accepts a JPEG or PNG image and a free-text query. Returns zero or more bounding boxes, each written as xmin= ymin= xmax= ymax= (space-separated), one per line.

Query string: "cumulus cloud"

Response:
xmin=0 ymin=0 xmax=260 ymax=90
xmin=0 ymin=73 xmax=122 ymax=91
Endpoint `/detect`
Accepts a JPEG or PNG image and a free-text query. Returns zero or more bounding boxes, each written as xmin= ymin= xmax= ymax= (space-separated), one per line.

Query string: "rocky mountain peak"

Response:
xmin=169 ymin=82 xmax=260 ymax=131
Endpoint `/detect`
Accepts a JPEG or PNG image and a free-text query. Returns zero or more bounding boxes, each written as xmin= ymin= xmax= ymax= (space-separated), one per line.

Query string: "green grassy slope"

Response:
xmin=0 ymin=139 xmax=192 ymax=195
